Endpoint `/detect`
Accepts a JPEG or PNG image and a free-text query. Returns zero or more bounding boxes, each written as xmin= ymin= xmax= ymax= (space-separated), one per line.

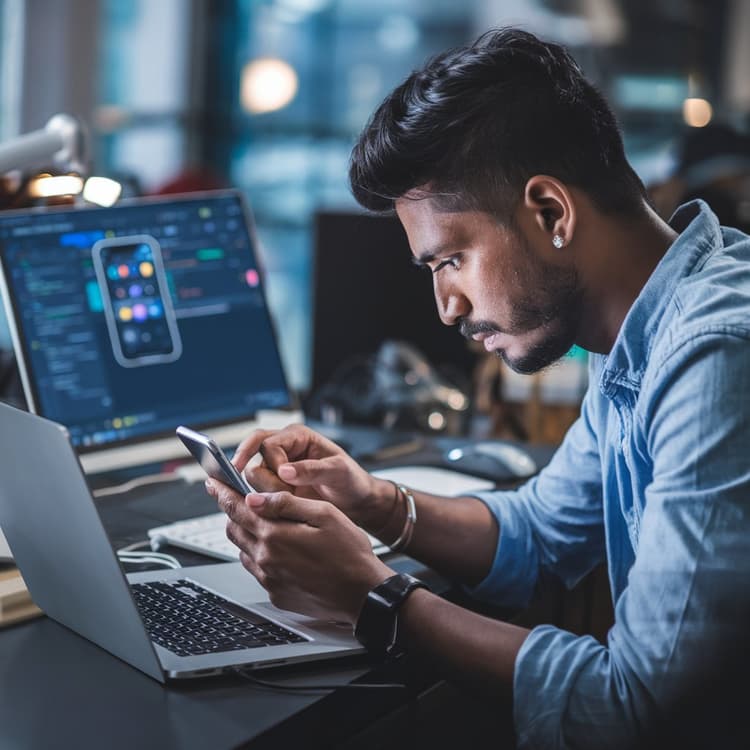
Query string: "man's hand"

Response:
xmin=231 ymin=424 xmax=395 ymax=531
xmin=205 ymin=478 xmax=394 ymax=623
xmin=230 ymin=424 xmax=500 ymax=587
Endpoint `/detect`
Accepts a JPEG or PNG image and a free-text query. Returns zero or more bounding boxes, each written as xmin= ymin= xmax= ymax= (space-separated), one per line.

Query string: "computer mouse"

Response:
xmin=445 ymin=440 xmax=537 ymax=481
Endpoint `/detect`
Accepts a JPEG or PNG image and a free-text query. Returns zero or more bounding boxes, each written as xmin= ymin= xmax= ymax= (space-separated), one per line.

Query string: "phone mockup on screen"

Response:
xmin=176 ymin=425 xmax=254 ymax=495
xmin=92 ymin=234 xmax=182 ymax=367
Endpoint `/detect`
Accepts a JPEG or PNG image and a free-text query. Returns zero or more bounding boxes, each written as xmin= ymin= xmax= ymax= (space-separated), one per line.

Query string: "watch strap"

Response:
xmin=354 ymin=572 xmax=428 ymax=655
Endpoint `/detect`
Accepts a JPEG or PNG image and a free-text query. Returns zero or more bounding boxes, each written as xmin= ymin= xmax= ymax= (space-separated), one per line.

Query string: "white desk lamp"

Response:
xmin=0 ymin=113 xmax=90 ymax=351
xmin=0 ymin=113 xmax=87 ymax=176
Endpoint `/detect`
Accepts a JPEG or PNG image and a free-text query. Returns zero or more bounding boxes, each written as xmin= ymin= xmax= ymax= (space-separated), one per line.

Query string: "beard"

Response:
xmin=503 ymin=315 xmax=579 ymax=374
xmin=460 ymin=250 xmax=584 ymax=375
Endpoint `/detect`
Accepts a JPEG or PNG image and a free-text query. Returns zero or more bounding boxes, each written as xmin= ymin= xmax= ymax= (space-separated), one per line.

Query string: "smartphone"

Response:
xmin=92 ymin=234 xmax=183 ymax=368
xmin=176 ymin=425 xmax=254 ymax=495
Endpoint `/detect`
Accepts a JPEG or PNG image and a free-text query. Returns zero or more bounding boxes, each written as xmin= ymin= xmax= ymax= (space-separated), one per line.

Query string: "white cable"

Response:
xmin=117 ymin=549 xmax=181 ymax=569
xmin=93 ymin=472 xmax=179 ymax=498
xmin=118 ymin=554 xmax=181 ymax=569
xmin=118 ymin=540 xmax=153 ymax=553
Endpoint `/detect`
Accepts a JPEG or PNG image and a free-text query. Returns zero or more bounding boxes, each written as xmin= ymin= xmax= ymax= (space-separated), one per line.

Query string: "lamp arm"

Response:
xmin=0 ymin=114 xmax=87 ymax=175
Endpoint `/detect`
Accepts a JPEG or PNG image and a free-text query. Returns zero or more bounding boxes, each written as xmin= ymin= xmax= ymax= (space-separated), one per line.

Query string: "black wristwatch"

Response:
xmin=354 ymin=573 xmax=428 ymax=657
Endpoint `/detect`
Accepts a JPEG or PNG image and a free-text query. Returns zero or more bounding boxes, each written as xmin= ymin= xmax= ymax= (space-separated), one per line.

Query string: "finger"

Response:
xmin=253 ymin=423 xmax=320 ymax=472
xmin=238 ymin=549 xmax=266 ymax=588
xmin=207 ymin=480 xmax=263 ymax=532
xmin=225 ymin=517 xmax=257 ymax=555
xmin=277 ymin=455 xmax=345 ymax=485
xmin=244 ymin=464 xmax=293 ymax=493
xmin=256 ymin=438 xmax=292 ymax=474
xmin=248 ymin=491 xmax=329 ymax=527
xmin=259 ymin=424 xmax=342 ymax=467
xmin=227 ymin=504 xmax=265 ymax=538
xmin=205 ymin=478 xmax=242 ymax=514
xmin=232 ymin=429 xmax=278 ymax=470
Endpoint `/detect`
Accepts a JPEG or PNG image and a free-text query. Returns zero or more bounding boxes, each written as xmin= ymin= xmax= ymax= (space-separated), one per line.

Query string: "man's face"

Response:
xmin=396 ymin=196 xmax=583 ymax=374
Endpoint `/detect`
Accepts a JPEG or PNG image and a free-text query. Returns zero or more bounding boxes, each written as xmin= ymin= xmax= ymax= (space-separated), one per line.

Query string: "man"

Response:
xmin=206 ymin=28 xmax=750 ymax=749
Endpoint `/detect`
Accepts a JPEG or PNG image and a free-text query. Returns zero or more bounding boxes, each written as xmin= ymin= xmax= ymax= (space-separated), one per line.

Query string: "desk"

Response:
xmin=0 ymin=435 xmax=553 ymax=749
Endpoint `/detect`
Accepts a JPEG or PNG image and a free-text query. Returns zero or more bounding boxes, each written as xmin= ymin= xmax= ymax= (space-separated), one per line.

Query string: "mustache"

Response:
xmin=459 ymin=319 xmax=502 ymax=339
xmin=459 ymin=302 xmax=557 ymax=341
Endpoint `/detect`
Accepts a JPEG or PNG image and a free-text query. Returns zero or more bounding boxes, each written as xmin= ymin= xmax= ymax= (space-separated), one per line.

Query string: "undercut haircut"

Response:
xmin=349 ymin=27 xmax=647 ymax=220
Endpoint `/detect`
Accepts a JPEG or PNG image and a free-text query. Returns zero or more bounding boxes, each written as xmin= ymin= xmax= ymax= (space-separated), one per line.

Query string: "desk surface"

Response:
xmin=0 ymin=432 xmax=548 ymax=749
xmin=0 ymin=611 xmax=421 ymax=749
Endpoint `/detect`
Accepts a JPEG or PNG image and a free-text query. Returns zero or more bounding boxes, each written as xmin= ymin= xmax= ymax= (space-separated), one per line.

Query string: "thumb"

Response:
xmin=247 ymin=491 xmax=327 ymax=526
xmin=277 ymin=455 xmax=343 ymax=485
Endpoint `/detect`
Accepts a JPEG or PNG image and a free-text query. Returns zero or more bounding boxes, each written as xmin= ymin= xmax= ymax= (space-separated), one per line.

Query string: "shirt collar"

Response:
xmin=598 ymin=200 xmax=722 ymax=398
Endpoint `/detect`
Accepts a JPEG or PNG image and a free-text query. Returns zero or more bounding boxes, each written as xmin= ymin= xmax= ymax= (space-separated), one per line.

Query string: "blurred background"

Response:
xmin=1 ymin=0 xmax=749 ymax=443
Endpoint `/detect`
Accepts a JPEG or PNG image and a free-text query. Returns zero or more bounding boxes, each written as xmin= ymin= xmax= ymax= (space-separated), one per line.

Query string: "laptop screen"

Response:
xmin=0 ymin=190 xmax=292 ymax=453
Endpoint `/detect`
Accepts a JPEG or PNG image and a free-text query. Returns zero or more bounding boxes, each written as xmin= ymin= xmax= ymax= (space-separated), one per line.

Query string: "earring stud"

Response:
xmin=552 ymin=234 xmax=564 ymax=249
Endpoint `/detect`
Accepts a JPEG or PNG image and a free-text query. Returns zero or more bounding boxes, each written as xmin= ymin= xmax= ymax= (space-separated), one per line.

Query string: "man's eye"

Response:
xmin=433 ymin=258 xmax=458 ymax=274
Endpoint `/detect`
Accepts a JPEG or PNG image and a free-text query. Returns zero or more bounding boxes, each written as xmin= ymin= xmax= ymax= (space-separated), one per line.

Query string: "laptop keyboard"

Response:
xmin=131 ymin=579 xmax=307 ymax=657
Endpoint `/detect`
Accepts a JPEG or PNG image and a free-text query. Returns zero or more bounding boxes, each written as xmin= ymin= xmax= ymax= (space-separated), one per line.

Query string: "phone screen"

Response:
xmin=92 ymin=235 xmax=182 ymax=367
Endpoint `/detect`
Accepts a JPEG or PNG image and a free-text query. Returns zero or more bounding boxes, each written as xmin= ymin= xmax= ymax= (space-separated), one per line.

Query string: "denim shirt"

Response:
xmin=471 ymin=201 xmax=750 ymax=748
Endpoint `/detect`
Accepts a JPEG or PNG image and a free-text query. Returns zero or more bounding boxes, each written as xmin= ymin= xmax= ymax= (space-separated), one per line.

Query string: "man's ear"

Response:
xmin=523 ymin=175 xmax=577 ymax=248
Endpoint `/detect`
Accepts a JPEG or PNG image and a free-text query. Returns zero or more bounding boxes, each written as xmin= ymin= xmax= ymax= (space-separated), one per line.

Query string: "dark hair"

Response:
xmin=349 ymin=28 xmax=647 ymax=219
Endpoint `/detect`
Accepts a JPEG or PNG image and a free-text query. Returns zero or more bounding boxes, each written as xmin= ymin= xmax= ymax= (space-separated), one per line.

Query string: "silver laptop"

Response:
xmin=0 ymin=402 xmax=364 ymax=681
xmin=0 ymin=190 xmax=299 ymax=476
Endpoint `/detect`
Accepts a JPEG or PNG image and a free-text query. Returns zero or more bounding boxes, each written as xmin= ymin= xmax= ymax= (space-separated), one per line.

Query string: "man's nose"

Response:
xmin=434 ymin=281 xmax=469 ymax=327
